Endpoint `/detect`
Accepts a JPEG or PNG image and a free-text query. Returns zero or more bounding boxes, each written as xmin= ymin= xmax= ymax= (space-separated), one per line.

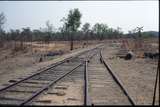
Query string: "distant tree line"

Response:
xmin=1 ymin=23 xmax=124 ymax=42
xmin=0 ymin=9 xmax=157 ymax=50
xmin=125 ymin=28 xmax=158 ymax=39
xmin=0 ymin=9 xmax=123 ymax=43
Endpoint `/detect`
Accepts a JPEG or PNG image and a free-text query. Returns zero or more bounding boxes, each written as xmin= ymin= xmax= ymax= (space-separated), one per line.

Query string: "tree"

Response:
xmin=116 ymin=27 xmax=123 ymax=38
xmin=44 ymin=20 xmax=54 ymax=45
xmin=82 ymin=22 xmax=90 ymax=34
xmin=135 ymin=26 xmax=143 ymax=49
xmin=0 ymin=12 xmax=6 ymax=47
xmin=0 ymin=12 xmax=6 ymax=32
xmin=46 ymin=20 xmax=53 ymax=33
xmin=112 ymin=27 xmax=123 ymax=38
xmin=136 ymin=26 xmax=143 ymax=38
xmin=21 ymin=27 xmax=32 ymax=49
xmin=13 ymin=29 xmax=20 ymax=48
xmin=92 ymin=23 xmax=108 ymax=40
xmin=62 ymin=8 xmax=82 ymax=50
xmin=82 ymin=22 xmax=90 ymax=46
xmin=107 ymin=28 xmax=114 ymax=39
xmin=33 ymin=29 xmax=43 ymax=41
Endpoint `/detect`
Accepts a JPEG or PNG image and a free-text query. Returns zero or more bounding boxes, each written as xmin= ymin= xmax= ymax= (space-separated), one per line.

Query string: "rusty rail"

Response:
xmin=21 ymin=63 xmax=82 ymax=105
xmin=84 ymin=60 xmax=91 ymax=106
xmin=100 ymin=49 xmax=135 ymax=106
xmin=0 ymin=46 xmax=102 ymax=106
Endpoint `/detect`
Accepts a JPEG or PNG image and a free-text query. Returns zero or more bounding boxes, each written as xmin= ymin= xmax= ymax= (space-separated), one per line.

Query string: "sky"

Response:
xmin=0 ymin=1 xmax=159 ymax=33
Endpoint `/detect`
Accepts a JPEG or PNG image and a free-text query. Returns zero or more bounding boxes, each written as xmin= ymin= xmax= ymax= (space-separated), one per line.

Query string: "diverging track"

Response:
xmin=0 ymin=47 xmax=99 ymax=106
xmin=0 ymin=45 xmax=135 ymax=106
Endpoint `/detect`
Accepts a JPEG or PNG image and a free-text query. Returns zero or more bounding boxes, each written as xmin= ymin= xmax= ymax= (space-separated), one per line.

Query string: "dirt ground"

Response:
xmin=102 ymin=39 xmax=159 ymax=105
xmin=0 ymin=38 xmax=159 ymax=105
xmin=0 ymin=41 xmax=99 ymax=88
xmin=30 ymin=66 xmax=84 ymax=105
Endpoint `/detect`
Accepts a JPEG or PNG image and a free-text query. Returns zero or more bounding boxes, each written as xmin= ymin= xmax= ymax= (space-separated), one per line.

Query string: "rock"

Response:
xmin=144 ymin=52 xmax=159 ymax=59
xmin=125 ymin=51 xmax=134 ymax=60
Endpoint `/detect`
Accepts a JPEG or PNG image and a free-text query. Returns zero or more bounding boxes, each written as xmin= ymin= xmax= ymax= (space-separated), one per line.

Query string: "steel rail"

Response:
xmin=20 ymin=63 xmax=82 ymax=105
xmin=100 ymin=49 xmax=135 ymax=106
xmin=152 ymin=59 xmax=159 ymax=106
xmin=83 ymin=49 xmax=100 ymax=106
xmin=22 ymin=48 xmax=100 ymax=106
xmin=0 ymin=46 xmax=101 ymax=106
xmin=0 ymin=47 xmax=98 ymax=93
xmin=84 ymin=60 xmax=91 ymax=106
xmin=0 ymin=57 xmax=71 ymax=92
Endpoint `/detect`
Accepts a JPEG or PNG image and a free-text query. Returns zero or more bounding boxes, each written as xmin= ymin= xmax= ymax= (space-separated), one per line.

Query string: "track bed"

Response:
xmin=88 ymin=53 xmax=131 ymax=105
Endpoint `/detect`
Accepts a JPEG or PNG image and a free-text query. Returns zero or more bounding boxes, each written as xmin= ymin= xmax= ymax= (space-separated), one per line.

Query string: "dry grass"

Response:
xmin=102 ymin=43 xmax=159 ymax=105
xmin=0 ymin=40 xmax=99 ymax=68
xmin=110 ymin=38 xmax=159 ymax=58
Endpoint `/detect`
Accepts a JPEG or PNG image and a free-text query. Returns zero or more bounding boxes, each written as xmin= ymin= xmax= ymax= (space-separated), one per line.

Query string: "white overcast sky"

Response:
xmin=0 ymin=1 xmax=159 ymax=33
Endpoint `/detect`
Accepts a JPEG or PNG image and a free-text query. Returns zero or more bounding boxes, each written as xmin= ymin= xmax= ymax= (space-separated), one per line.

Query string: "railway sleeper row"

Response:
xmin=0 ymin=48 xmax=100 ymax=105
xmin=85 ymin=52 xmax=134 ymax=105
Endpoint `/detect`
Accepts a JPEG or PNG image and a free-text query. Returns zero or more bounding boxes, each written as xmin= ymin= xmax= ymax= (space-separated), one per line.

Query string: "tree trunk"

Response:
xmin=70 ymin=40 xmax=73 ymax=50
xmin=86 ymin=32 xmax=88 ymax=47
xmin=70 ymin=33 xmax=73 ymax=50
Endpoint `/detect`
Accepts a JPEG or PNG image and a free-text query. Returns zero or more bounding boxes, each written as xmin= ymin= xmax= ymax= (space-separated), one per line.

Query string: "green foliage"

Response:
xmin=82 ymin=22 xmax=90 ymax=33
xmin=4 ymin=9 xmax=158 ymax=44
xmin=0 ymin=12 xmax=6 ymax=46
xmin=141 ymin=32 xmax=157 ymax=38
xmin=92 ymin=23 xmax=123 ymax=40
xmin=92 ymin=23 xmax=107 ymax=40
xmin=0 ymin=12 xmax=6 ymax=31
xmin=67 ymin=8 xmax=82 ymax=32
xmin=61 ymin=8 xmax=82 ymax=50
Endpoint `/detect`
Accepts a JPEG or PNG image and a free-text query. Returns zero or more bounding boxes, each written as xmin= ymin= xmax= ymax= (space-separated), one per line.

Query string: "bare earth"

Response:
xmin=102 ymin=42 xmax=159 ymax=105
xmin=0 ymin=39 xmax=159 ymax=105
xmin=0 ymin=41 xmax=100 ymax=89
xmin=29 ymin=66 xmax=84 ymax=105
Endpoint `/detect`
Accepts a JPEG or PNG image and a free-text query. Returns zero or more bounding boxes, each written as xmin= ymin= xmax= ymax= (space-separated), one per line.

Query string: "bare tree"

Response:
xmin=136 ymin=26 xmax=143 ymax=49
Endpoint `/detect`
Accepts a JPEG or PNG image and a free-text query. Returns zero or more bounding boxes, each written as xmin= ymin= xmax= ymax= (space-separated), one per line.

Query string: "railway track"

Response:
xmin=0 ymin=45 xmax=135 ymax=106
xmin=85 ymin=49 xmax=135 ymax=105
xmin=0 ymin=47 xmax=100 ymax=106
xmin=29 ymin=62 xmax=85 ymax=105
